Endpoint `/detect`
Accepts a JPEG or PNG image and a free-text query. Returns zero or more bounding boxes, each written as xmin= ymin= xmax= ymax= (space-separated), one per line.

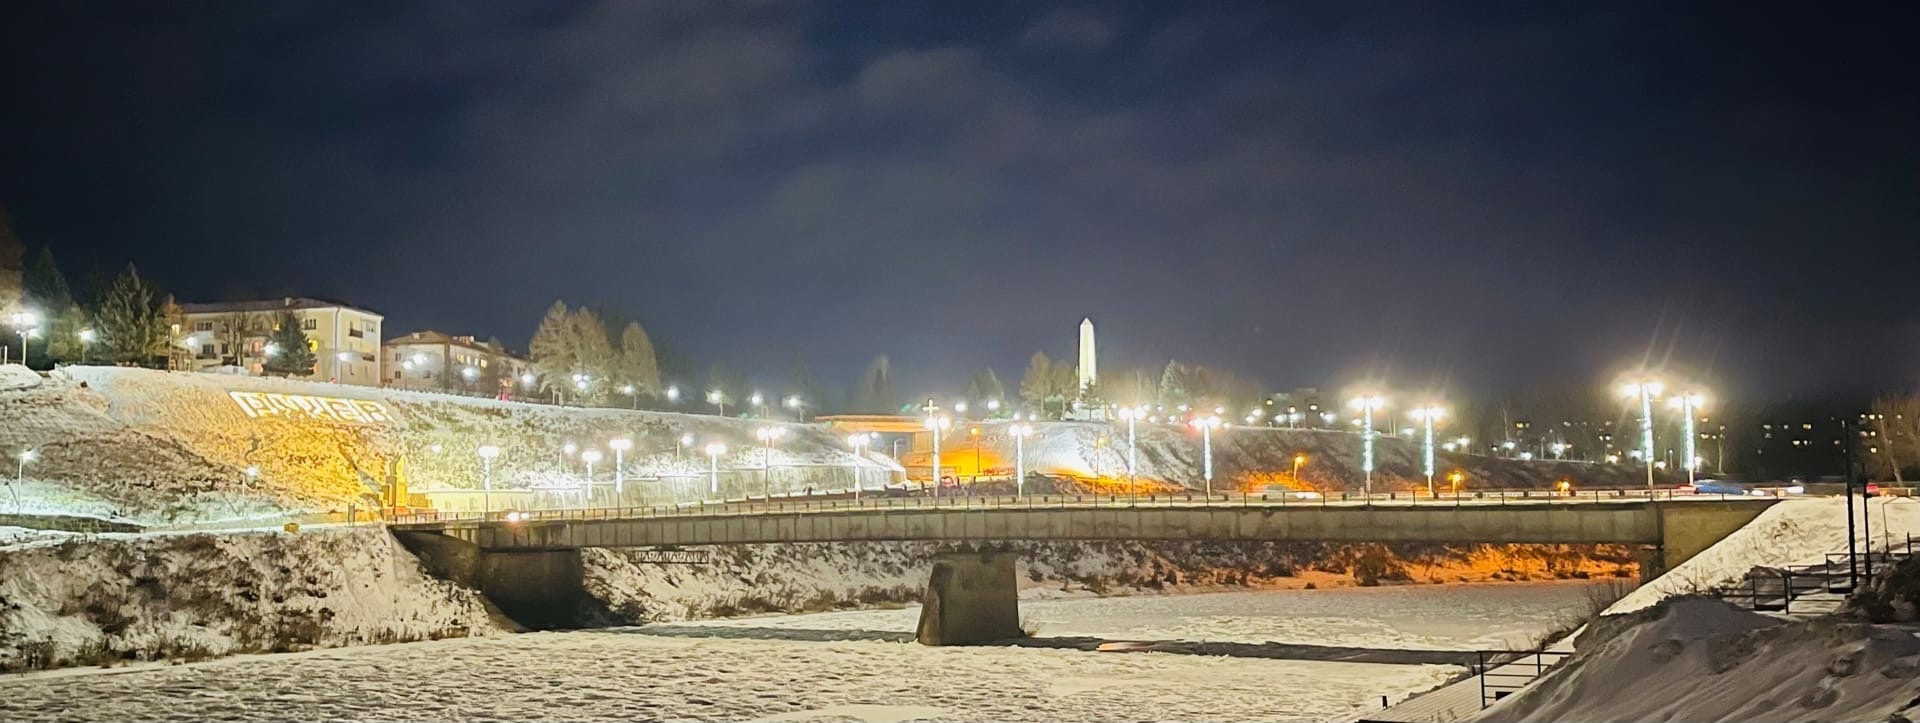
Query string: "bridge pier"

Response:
xmin=916 ymin=550 xmax=1022 ymax=645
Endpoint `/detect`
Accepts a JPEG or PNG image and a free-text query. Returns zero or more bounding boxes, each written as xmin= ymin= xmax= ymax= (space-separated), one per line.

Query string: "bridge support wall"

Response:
xmin=1653 ymin=501 xmax=1772 ymax=577
xmin=393 ymin=531 xmax=602 ymax=630
xmin=916 ymin=550 xmax=1022 ymax=645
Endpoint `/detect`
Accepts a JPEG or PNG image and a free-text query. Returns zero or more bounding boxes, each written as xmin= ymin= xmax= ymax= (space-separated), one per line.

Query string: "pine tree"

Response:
xmin=1158 ymin=360 xmax=1191 ymax=408
xmin=262 ymin=309 xmax=316 ymax=376
xmin=786 ymin=354 xmax=825 ymax=414
xmin=45 ymin=306 xmax=89 ymax=363
xmin=858 ymin=355 xmax=895 ymax=413
xmin=22 ymin=247 xmax=72 ymax=311
xmin=616 ymin=321 xmax=660 ymax=395
xmin=966 ymin=368 xmax=1006 ymax=409
xmin=527 ymin=300 xmax=573 ymax=394
xmin=94 ymin=265 xmax=166 ymax=365
xmin=570 ymin=307 xmax=614 ymax=404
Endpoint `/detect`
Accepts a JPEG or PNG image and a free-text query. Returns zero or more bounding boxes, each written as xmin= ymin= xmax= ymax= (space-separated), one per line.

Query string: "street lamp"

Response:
xmin=1348 ymin=395 xmax=1386 ymax=497
xmin=1621 ymin=380 xmax=1664 ymax=490
xmin=986 ymin=399 xmax=1001 ymax=413
xmin=665 ymin=385 xmax=681 ymax=403
xmin=477 ymin=445 xmax=500 ymax=516
xmin=1292 ymin=453 xmax=1306 ymax=485
xmin=1118 ymin=406 xmax=1143 ymax=500
xmin=1410 ymin=405 xmax=1444 ymax=496
xmin=9 ymin=448 xmax=33 ymax=510
xmin=9 ymin=311 xmax=38 ymax=366
xmin=1189 ymin=416 xmax=1221 ymax=496
xmin=846 ymin=433 xmax=870 ymax=499
xmin=609 ymin=438 xmax=632 ymax=494
xmin=1449 ymin=470 xmax=1465 ymax=495
xmin=622 ymin=384 xmax=638 ymax=409
xmin=707 ymin=389 xmax=725 ymax=416
xmin=749 ymin=392 xmax=765 ymax=417
xmin=755 ymin=426 xmax=786 ymax=499
xmin=678 ymin=433 xmax=693 ymax=459
xmin=1010 ymin=423 xmax=1033 ymax=497
xmin=925 ymin=404 xmax=951 ymax=497
xmin=1667 ymin=391 xmax=1707 ymax=486
xmin=580 ymin=449 xmax=602 ymax=507
xmin=784 ymin=395 xmax=803 ymax=421
xmin=704 ymin=442 xmax=727 ymax=496
xmin=78 ymin=328 xmax=95 ymax=364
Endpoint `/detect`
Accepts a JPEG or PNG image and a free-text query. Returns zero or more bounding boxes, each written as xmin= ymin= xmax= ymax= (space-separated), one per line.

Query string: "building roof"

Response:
xmin=178 ymin=297 xmax=383 ymax=317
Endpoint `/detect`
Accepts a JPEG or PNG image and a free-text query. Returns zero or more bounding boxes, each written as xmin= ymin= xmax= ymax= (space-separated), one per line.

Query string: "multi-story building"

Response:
xmin=383 ymin=330 xmax=530 ymax=397
xmin=176 ymin=297 xmax=383 ymax=386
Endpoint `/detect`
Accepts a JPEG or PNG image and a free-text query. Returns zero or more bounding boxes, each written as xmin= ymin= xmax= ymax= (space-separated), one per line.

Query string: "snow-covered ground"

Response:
xmin=0 ymin=582 xmax=1609 ymax=722
xmin=1474 ymin=598 xmax=1920 ymax=722
xmin=0 ymin=527 xmax=499 ymax=671
xmin=1607 ymin=496 xmax=1920 ymax=614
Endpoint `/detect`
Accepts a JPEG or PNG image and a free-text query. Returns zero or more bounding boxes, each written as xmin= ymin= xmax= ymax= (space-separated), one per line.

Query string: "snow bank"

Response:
xmin=0 ymin=364 xmax=38 ymax=391
xmin=1475 ymin=598 xmax=1920 ymax=722
xmin=0 ymin=527 xmax=500 ymax=671
xmin=1607 ymin=497 xmax=1920 ymax=614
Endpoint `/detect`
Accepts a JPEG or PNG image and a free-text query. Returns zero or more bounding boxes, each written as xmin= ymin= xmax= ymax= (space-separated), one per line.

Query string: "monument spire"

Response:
xmin=1077 ymin=317 xmax=1097 ymax=391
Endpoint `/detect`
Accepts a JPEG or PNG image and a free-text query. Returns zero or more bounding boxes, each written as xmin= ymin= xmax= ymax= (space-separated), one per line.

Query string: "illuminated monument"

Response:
xmin=1078 ymin=317 xmax=1097 ymax=392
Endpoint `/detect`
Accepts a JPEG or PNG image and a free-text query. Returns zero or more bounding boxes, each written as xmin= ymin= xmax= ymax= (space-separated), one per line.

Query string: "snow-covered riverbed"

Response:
xmin=0 ymin=582 xmax=1614 ymax=722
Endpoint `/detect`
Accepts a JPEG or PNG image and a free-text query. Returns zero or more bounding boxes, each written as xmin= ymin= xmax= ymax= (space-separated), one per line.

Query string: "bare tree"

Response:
xmin=1865 ymin=394 xmax=1919 ymax=483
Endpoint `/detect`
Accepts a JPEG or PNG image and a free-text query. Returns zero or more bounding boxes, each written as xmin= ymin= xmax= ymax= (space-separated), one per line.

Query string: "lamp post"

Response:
xmin=708 ymin=389 xmax=725 ymax=417
xmin=9 ymin=449 xmax=32 ymax=510
xmin=749 ymin=392 xmax=765 ymax=418
xmin=665 ymin=385 xmax=680 ymax=404
xmin=923 ymin=399 xmax=949 ymax=497
xmin=677 ymin=433 xmax=693 ymax=459
xmin=784 ymin=395 xmax=803 ymax=421
xmin=1189 ymin=416 xmax=1221 ymax=496
xmin=705 ymin=443 xmax=726 ymax=496
xmin=1667 ymin=391 xmax=1707 ymax=487
xmin=1292 ymin=453 xmax=1306 ymax=484
xmin=1450 ymin=470 xmax=1465 ymax=495
xmin=1622 ymin=380 xmax=1663 ymax=490
xmin=10 ymin=311 xmax=38 ymax=366
xmin=477 ymin=445 xmax=499 ymax=516
xmin=1410 ymin=405 xmax=1444 ymax=497
xmin=622 ymin=384 xmax=637 ymax=409
xmin=1119 ymin=406 xmax=1141 ymax=498
xmin=609 ymin=438 xmax=631 ymax=495
xmin=846 ymin=433 xmax=870 ymax=500
xmin=1010 ymin=423 xmax=1032 ymax=497
xmin=78 ymin=328 xmax=95 ymax=364
xmin=580 ymin=449 xmax=602 ymax=507
xmin=1348 ymin=395 xmax=1386 ymax=497
xmin=755 ymin=426 xmax=785 ymax=499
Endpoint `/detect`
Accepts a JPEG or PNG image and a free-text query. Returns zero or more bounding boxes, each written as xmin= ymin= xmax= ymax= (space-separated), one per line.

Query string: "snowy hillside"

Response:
xmin=0 ymin=527 xmax=499 ymax=671
xmin=0 ymin=366 xmax=898 ymax=524
xmin=924 ymin=420 xmax=1666 ymax=493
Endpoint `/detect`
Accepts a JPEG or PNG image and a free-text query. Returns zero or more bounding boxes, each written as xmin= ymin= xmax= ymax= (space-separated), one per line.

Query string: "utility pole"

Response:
xmin=1844 ymin=418 xmax=1858 ymax=589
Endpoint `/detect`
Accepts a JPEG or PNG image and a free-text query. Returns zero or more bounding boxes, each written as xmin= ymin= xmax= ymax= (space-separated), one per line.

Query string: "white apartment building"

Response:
xmin=383 ymin=330 xmax=529 ymax=397
xmin=177 ymin=297 xmax=383 ymax=386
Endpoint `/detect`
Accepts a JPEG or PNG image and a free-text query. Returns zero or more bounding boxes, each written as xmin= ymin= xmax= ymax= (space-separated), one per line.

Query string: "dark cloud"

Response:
xmin=1 ymin=1 xmax=1915 ymax=401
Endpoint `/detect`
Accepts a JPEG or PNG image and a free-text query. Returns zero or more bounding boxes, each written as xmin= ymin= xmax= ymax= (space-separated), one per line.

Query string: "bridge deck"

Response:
xmin=390 ymin=494 xmax=1775 ymax=552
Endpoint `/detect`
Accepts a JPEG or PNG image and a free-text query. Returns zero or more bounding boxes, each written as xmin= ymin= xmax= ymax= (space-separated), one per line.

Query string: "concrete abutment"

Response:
xmin=393 ymin=531 xmax=605 ymax=630
xmin=915 ymin=550 xmax=1023 ymax=646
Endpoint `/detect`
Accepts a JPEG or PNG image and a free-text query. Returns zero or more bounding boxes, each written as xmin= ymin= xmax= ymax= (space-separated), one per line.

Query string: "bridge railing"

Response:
xmin=382 ymin=485 xmax=1765 ymax=526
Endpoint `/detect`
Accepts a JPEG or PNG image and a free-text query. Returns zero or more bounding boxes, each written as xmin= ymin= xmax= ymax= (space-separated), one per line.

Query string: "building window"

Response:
xmin=302 ymin=318 xmax=318 ymax=331
xmin=200 ymin=344 xmax=214 ymax=357
xmin=392 ymin=371 xmax=401 ymax=380
xmin=193 ymin=321 xmax=213 ymax=332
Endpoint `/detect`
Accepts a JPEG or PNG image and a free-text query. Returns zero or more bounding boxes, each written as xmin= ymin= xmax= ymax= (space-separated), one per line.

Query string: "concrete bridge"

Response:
xmin=390 ymin=496 xmax=1776 ymax=644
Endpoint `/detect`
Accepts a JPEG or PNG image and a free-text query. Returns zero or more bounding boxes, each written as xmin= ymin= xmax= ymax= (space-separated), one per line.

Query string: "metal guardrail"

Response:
xmin=1707 ymin=533 xmax=1917 ymax=613
xmin=1477 ymin=649 xmax=1573 ymax=708
xmin=382 ymin=485 xmax=1767 ymax=526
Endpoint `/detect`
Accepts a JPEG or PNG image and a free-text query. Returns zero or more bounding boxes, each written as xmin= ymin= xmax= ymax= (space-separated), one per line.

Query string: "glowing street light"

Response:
xmin=1118 ymin=406 xmax=1145 ymax=499
xmin=846 ymin=433 xmax=871 ymax=500
xmin=1449 ymin=470 xmax=1465 ymax=495
xmin=749 ymin=392 xmax=765 ymax=417
xmin=1348 ymin=395 xmax=1386 ymax=496
xmin=986 ymin=399 xmax=1001 ymax=413
xmin=755 ymin=426 xmax=786 ymax=499
xmin=609 ymin=438 xmax=632 ymax=494
xmin=954 ymin=401 xmax=969 ymax=415
xmin=1010 ymin=423 xmax=1034 ymax=497
xmin=704 ymin=442 xmax=727 ymax=495
xmin=707 ymin=389 xmax=726 ymax=416
xmin=1621 ymin=379 xmax=1664 ymax=490
xmin=678 ymin=433 xmax=694 ymax=459
xmin=580 ymin=449 xmax=603 ymax=507
xmin=665 ymin=385 xmax=681 ymax=403
xmin=477 ymin=445 xmax=500 ymax=516
xmin=784 ymin=395 xmax=803 ymax=421
xmin=9 ymin=310 xmax=38 ymax=366
xmin=1667 ymin=390 xmax=1708 ymax=486
xmin=1189 ymin=416 xmax=1222 ymax=495
xmin=1409 ymin=405 xmax=1445 ymax=496
xmin=1292 ymin=453 xmax=1306 ymax=484
xmin=622 ymin=384 xmax=638 ymax=409
xmin=77 ymin=328 xmax=95 ymax=364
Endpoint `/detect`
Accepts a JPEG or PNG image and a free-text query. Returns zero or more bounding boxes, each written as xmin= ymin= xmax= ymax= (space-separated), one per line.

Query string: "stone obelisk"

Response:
xmin=1077 ymin=317 xmax=1097 ymax=392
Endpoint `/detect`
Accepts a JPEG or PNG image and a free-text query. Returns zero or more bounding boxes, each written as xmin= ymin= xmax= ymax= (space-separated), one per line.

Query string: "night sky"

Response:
xmin=3 ymin=2 xmax=1916 ymax=401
